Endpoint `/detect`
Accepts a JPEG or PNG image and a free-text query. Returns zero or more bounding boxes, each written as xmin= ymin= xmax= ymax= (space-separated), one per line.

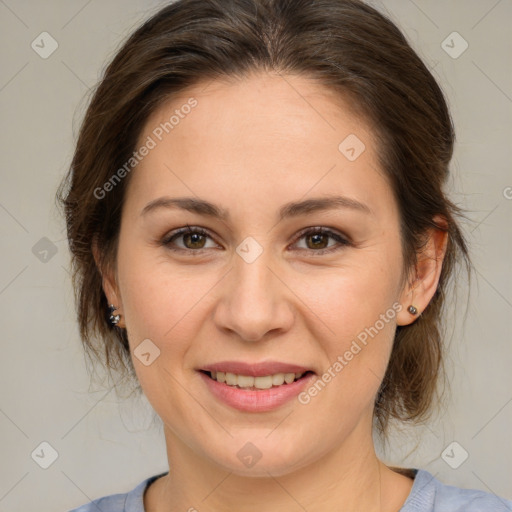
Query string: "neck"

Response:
xmin=150 ymin=422 xmax=405 ymax=512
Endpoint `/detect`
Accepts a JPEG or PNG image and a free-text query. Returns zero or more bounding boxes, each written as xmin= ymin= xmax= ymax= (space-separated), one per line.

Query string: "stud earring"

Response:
xmin=407 ymin=305 xmax=418 ymax=315
xmin=109 ymin=304 xmax=121 ymax=325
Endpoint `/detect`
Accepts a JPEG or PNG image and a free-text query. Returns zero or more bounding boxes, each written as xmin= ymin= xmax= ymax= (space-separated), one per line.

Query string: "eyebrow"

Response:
xmin=140 ymin=195 xmax=373 ymax=221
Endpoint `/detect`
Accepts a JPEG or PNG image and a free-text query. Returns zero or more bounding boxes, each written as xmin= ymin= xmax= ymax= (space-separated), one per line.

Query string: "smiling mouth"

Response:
xmin=200 ymin=370 xmax=314 ymax=390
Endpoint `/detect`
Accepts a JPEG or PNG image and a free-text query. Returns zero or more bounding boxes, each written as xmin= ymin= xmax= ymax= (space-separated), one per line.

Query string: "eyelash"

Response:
xmin=161 ymin=225 xmax=351 ymax=256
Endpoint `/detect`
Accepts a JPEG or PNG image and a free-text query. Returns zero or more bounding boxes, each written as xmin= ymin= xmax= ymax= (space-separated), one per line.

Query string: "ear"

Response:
xmin=92 ymin=236 xmax=125 ymax=328
xmin=396 ymin=215 xmax=449 ymax=326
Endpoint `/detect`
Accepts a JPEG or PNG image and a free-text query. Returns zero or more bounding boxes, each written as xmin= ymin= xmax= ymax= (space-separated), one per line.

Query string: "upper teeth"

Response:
xmin=210 ymin=371 xmax=304 ymax=389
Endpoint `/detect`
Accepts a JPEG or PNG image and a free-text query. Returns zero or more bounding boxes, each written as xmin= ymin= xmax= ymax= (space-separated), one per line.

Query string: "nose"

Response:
xmin=213 ymin=246 xmax=295 ymax=342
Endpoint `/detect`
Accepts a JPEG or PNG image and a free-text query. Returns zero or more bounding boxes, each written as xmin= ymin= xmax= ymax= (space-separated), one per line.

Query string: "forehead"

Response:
xmin=126 ymin=72 xmax=391 ymax=219
xmin=143 ymin=71 xmax=373 ymax=153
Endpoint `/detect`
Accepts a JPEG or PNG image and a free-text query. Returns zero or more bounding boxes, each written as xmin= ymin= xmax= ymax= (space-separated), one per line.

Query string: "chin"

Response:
xmin=202 ymin=432 xmax=315 ymax=478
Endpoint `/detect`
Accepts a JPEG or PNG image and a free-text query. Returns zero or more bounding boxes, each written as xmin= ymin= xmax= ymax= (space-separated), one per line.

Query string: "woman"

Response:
xmin=60 ymin=0 xmax=512 ymax=510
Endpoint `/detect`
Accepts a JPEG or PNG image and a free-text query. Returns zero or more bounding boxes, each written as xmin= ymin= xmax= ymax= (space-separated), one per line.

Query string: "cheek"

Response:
xmin=117 ymin=236 xmax=199 ymax=333
xmin=302 ymin=257 xmax=400 ymax=341
xmin=115 ymin=241 xmax=198 ymax=374
xmin=115 ymin=247 xmax=201 ymax=415
xmin=299 ymin=260 xmax=400 ymax=402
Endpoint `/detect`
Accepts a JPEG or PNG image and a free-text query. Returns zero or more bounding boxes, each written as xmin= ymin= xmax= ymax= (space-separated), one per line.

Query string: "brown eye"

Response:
xmin=181 ymin=232 xmax=207 ymax=249
xmin=305 ymin=232 xmax=330 ymax=250
xmin=162 ymin=226 xmax=350 ymax=256
xmin=293 ymin=228 xmax=350 ymax=255
xmin=162 ymin=226 xmax=217 ymax=253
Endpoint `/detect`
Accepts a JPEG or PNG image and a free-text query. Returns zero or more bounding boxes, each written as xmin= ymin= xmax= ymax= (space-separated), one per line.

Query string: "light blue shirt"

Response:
xmin=68 ymin=468 xmax=512 ymax=511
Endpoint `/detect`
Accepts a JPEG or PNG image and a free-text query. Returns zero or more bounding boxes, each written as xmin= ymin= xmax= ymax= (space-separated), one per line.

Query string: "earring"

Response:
xmin=407 ymin=305 xmax=418 ymax=315
xmin=109 ymin=304 xmax=121 ymax=325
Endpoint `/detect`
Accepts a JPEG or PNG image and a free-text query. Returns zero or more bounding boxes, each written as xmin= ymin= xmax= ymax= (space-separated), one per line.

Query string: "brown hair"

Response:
xmin=56 ymin=0 xmax=471 ymax=436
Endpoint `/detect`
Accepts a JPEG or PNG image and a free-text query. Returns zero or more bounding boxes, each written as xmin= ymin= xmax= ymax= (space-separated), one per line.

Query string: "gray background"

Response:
xmin=0 ymin=1 xmax=511 ymax=510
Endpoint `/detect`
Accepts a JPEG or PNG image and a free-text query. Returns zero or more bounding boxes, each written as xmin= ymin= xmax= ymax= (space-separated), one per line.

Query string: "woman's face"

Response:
xmin=108 ymin=72 xmax=413 ymax=476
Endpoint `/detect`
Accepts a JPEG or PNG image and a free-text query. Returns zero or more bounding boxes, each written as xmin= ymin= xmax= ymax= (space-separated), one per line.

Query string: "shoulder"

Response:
xmin=401 ymin=469 xmax=512 ymax=512
xmin=67 ymin=472 xmax=167 ymax=512
xmin=68 ymin=492 xmax=127 ymax=512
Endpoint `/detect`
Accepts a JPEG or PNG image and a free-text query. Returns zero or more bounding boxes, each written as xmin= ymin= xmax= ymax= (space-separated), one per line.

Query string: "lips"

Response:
xmin=200 ymin=361 xmax=313 ymax=377
xmin=197 ymin=361 xmax=316 ymax=412
xmin=198 ymin=362 xmax=316 ymax=413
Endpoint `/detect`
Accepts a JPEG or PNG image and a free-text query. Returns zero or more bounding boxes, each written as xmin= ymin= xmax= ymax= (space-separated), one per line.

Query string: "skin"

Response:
xmin=94 ymin=71 xmax=448 ymax=511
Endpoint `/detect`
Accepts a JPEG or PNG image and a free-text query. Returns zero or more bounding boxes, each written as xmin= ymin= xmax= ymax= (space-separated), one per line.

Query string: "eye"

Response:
xmin=291 ymin=227 xmax=351 ymax=255
xmin=162 ymin=225 xmax=218 ymax=254
xmin=161 ymin=225 xmax=351 ymax=256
